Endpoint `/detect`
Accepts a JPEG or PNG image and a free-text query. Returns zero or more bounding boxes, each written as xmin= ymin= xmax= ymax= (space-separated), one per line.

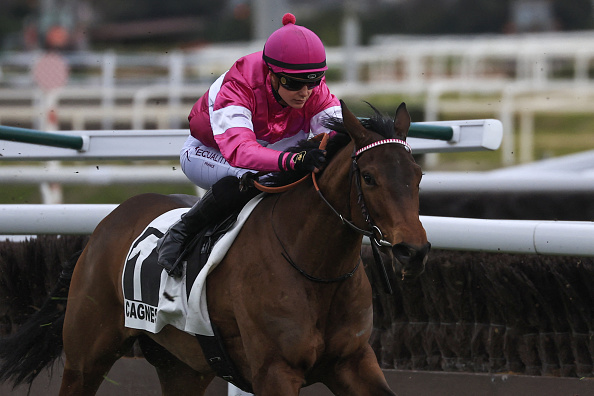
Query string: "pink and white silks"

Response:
xmin=180 ymin=52 xmax=342 ymax=189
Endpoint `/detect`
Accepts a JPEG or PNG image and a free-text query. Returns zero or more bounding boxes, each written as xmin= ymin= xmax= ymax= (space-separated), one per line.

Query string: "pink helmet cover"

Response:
xmin=263 ymin=13 xmax=327 ymax=74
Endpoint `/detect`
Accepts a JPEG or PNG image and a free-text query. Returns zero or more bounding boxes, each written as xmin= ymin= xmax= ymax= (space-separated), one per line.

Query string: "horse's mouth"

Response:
xmin=393 ymin=242 xmax=431 ymax=280
xmin=399 ymin=255 xmax=429 ymax=280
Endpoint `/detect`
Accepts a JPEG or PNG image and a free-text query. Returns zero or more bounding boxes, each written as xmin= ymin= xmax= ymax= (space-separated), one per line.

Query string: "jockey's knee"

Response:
xmin=212 ymin=176 xmax=256 ymax=209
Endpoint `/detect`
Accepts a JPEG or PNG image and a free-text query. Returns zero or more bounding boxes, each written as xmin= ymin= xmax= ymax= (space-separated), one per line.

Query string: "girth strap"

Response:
xmin=195 ymin=324 xmax=253 ymax=393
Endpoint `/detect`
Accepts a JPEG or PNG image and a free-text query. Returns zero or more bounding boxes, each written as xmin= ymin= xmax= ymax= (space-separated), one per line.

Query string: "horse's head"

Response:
xmin=340 ymin=100 xmax=431 ymax=280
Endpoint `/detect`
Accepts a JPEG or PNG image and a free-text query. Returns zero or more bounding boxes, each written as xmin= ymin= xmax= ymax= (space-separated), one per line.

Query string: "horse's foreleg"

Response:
xmin=140 ymin=332 xmax=215 ymax=396
xmin=324 ymin=346 xmax=396 ymax=396
xmin=155 ymin=363 xmax=215 ymax=396
xmin=60 ymin=362 xmax=116 ymax=396
xmin=251 ymin=361 xmax=303 ymax=396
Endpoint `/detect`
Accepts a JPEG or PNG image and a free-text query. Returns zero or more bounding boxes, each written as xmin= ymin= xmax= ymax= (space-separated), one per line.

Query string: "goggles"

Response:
xmin=276 ymin=72 xmax=324 ymax=91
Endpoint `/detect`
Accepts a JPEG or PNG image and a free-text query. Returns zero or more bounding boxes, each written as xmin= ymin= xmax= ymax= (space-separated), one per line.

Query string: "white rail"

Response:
xmin=0 ymin=204 xmax=116 ymax=234
xmin=421 ymin=216 xmax=594 ymax=256
xmin=1 ymin=204 xmax=592 ymax=256
xmin=0 ymin=120 xmax=502 ymax=161
xmin=420 ymin=171 xmax=594 ymax=193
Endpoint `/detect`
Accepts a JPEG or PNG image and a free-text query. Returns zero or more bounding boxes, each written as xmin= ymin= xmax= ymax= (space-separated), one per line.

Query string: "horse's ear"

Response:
xmin=340 ymin=99 xmax=367 ymax=144
xmin=394 ymin=102 xmax=411 ymax=140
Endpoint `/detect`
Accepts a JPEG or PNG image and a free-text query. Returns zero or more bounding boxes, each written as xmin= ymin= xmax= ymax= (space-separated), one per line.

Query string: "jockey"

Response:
xmin=157 ymin=13 xmax=342 ymax=277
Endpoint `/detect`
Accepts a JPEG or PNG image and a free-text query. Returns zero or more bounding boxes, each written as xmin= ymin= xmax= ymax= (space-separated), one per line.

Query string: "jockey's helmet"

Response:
xmin=263 ymin=13 xmax=327 ymax=81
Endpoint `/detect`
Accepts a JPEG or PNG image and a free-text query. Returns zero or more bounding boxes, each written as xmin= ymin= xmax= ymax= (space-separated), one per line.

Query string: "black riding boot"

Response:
xmin=156 ymin=189 xmax=220 ymax=277
xmin=156 ymin=176 xmax=259 ymax=277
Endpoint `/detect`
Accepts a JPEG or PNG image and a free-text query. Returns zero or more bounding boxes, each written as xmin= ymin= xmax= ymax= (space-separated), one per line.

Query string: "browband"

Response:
xmin=354 ymin=139 xmax=412 ymax=157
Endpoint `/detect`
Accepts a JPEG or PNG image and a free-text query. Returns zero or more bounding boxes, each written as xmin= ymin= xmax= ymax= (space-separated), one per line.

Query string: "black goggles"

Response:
xmin=276 ymin=73 xmax=323 ymax=91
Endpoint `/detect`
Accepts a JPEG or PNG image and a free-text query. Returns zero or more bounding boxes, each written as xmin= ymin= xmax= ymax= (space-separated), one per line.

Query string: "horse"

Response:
xmin=0 ymin=99 xmax=430 ymax=396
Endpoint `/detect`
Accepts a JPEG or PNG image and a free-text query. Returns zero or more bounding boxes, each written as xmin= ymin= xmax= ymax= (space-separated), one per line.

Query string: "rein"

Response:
xmin=247 ymin=133 xmax=329 ymax=194
xmin=271 ymin=194 xmax=361 ymax=283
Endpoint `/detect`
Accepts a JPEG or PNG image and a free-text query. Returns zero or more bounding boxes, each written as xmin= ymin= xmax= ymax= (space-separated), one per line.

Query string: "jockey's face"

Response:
xmin=270 ymin=73 xmax=312 ymax=109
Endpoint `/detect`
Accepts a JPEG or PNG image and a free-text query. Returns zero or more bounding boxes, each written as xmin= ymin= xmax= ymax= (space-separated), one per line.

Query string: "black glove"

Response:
xmin=292 ymin=148 xmax=327 ymax=172
xmin=239 ymin=172 xmax=259 ymax=192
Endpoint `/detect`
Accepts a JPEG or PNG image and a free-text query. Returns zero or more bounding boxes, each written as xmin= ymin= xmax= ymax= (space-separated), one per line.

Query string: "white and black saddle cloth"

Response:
xmin=121 ymin=194 xmax=263 ymax=337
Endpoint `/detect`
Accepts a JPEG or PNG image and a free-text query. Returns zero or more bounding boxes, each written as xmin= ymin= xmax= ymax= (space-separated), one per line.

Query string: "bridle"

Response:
xmin=267 ymin=135 xmax=413 ymax=293
xmin=313 ymin=138 xmax=412 ymax=248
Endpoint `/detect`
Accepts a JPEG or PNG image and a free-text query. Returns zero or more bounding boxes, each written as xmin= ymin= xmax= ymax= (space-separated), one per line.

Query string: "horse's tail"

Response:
xmin=0 ymin=249 xmax=81 ymax=388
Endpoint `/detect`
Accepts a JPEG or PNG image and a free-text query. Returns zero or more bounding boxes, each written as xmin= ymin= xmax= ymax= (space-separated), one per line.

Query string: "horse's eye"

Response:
xmin=362 ymin=173 xmax=376 ymax=186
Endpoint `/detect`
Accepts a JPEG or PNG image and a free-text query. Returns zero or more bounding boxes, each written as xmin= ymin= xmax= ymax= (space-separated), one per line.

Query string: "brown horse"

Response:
xmin=0 ymin=100 xmax=429 ymax=395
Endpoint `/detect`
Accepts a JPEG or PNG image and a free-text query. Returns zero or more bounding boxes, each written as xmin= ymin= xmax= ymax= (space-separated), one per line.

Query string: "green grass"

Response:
xmin=2 ymin=185 xmax=41 ymax=204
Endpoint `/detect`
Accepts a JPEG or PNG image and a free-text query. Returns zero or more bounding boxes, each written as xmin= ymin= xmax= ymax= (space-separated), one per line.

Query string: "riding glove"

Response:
xmin=291 ymin=148 xmax=326 ymax=172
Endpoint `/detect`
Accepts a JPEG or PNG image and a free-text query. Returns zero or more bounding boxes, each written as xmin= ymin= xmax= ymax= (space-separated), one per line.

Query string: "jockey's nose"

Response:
xmin=297 ymin=85 xmax=310 ymax=96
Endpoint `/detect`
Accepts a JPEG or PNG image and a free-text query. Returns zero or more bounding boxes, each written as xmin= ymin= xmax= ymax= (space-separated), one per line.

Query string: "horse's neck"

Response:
xmin=316 ymin=141 xmax=365 ymax=230
xmin=276 ymin=144 xmax=363 ymax=275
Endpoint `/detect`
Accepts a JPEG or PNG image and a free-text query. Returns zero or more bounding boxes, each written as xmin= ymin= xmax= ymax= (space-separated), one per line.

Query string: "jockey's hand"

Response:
xmin=292 ymin=148 xmax=327 ymax=172
xmin=239 ymin=172 xmax=258 ymax=192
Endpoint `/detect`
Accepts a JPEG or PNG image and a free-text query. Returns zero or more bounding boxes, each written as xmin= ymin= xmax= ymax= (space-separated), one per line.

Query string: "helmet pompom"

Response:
xmin=282 ymin=13 xmax=296 ymax=26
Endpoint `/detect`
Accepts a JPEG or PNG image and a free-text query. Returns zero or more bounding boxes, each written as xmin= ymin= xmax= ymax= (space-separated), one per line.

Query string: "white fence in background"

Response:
xmin=0 ymin=120 xmax=502 ymax=202
xmin=3 ymin=31 xmax=594 ymax=166
xmin=4 ymin=32 xmax=594 ymax=90
xmin=1 ymin=204 xmax=593 ymax=257
xmin=2 ymin=165 xmax=594 ymax=193
xmin=0 ymin=119 xmax=502 ymax=161
xmin=3 ymin=144 xmax=594 ymax=195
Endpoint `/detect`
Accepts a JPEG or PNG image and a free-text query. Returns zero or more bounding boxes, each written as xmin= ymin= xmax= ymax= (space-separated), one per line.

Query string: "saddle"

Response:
xmin=181 ymin=212 xmax=239 ymax=293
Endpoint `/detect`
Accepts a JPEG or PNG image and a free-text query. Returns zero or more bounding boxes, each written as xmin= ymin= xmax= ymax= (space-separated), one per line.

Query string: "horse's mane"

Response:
xmin=264 ymin=102 xmax=395 ymax=187
xmin=357 ymin=102 xmax=399 ymax=140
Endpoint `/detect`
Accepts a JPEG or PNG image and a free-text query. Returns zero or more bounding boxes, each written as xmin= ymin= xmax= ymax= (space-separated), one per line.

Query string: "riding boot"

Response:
xmin=156 ymin=189 xmax=221 ymax=277
xmin=157 ymin=175 xmax=259 ymax=277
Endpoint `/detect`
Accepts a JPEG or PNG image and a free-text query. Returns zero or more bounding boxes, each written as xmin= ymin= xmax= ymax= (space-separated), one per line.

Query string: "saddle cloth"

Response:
xmin=122 ymin=194 xmax=263 ymax=336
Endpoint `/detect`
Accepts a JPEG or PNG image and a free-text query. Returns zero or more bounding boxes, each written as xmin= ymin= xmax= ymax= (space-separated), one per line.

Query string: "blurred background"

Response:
xmin=1 ymin=0 xmax=594 ymax=204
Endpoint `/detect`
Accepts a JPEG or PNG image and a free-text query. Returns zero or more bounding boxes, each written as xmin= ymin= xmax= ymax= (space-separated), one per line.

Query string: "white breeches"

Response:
xmin=180 ymin=136 xmax=252 ymax=190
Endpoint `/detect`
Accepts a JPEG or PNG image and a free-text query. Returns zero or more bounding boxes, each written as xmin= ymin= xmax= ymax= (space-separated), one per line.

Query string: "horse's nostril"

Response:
xmin=392 ymin=243 xmax=413 ymax=262
xmin=392 ymin=242 xmax=431 ymax=262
